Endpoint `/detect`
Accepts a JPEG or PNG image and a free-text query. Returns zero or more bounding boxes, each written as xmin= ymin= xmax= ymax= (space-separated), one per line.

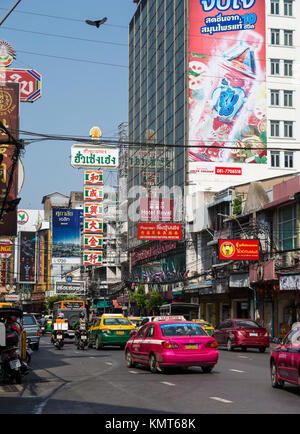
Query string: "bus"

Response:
xmin=52 ymin=300 xmax=86 ymax=338
xmin=159 ymin=302 xmax=200 ymax=321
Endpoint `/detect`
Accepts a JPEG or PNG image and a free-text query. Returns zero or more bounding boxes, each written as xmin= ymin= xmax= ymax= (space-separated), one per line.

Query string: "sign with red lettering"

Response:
xmin=0 ymin=68 xmax=41 ymax=102
xmin=83 ymin=234 xmax=103 ymax=249
xmin=219 ymin=239 xmax=259 ymax=261
xmin=83 ymin=251 xmax=102 ymax=266
xmin=84 ymin=170 xmax=103 ymax=185
xmin=137 ymin=223 xmax=182 ymax=241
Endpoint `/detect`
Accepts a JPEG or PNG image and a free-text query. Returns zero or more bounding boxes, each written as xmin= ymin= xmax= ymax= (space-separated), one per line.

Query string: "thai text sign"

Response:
xmin=137 ymin=223 xmax=182 ymax=241
xmin=129 ymin=147 xmax=173 ymax=170
xmin=71 ymin=145 xmax=118 ymax=168
xmin=56 ymin=281 xmax=86 ymax=296
xmin=188 ymin=0 xmax=266 ymax=167
xmin=219 ymin=239 xmax=259 ymax=261
xmin=279 ymin=275 xmax=300 ymax=291
xmin=0 ymin=68 xmax=41 ymax=102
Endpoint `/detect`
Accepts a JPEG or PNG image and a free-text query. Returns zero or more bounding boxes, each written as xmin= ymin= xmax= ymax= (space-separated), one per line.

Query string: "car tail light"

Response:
xmin=162 ymin=341 xmax=178 ymax=349
xmin=37 ymin=331 xmax=40 ymax=337
xmin=205 ymin=339 xmax=218 ymax=349
xmin=236 ymin=330 xmax=245 ymax=336
xmin=101 ymin=329 xmax=111 ymax=334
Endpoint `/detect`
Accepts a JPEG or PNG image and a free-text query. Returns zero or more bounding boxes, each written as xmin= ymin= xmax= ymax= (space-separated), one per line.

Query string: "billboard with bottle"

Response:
xmin=188 ymin=0 xmax=266 ymax=173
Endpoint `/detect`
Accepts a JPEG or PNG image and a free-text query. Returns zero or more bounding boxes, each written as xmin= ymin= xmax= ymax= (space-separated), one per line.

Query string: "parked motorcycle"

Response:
xmin=0 ymin=307 xmax=29 ymax=384
xmin=77 ymin=330 xmax=88 ymax=350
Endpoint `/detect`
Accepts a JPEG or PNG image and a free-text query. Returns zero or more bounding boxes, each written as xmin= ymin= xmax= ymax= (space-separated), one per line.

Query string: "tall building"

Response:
xmin=128 ymin=0 xmax=300 ymax=302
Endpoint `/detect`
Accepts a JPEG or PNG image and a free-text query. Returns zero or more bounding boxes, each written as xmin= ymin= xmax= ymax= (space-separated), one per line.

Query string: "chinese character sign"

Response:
xmin=188 ymin=0 xmax=266 ymax=165
xmin=83 ymin=251 xmax=103 ymax=266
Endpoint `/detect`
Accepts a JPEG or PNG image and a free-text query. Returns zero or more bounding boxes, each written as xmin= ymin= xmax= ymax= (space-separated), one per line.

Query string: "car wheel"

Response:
xmin=227 ymin=338 xmax=233 ymax=351
xmin=95 ymin=336 xmax=103 ymax=350
xmin=126 ymin=350 xmax=136 ymax=368
xmin=271 ymin=361 xmax=284 ymax=388
xmin=149 ymin=354 xmax=159 ymax=374
xmin=241 ymin=346 xmax=247 ymax=352
xmin=259 ymin=347 xmax=266 ymax=353
xmin=202 ymin=365 xmax=214 ymax=373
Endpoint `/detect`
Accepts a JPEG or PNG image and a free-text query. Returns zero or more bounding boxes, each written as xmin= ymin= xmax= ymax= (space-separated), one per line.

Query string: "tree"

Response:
xmin=129 ymin=285 xmax=147 ymax=315
xmin=145 ymin=292 xmax=165 ymax=315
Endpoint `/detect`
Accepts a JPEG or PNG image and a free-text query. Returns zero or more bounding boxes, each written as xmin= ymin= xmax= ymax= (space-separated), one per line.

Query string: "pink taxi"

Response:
xmin=270 ymin=325 xmax=300 ymax=389
xmin=125 ymin=318 xmax=218 ymax=373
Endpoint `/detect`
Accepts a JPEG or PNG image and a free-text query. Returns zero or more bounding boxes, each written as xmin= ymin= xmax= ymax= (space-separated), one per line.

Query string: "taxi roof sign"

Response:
xmin=153 ymin=315 xmax=185 ymax=322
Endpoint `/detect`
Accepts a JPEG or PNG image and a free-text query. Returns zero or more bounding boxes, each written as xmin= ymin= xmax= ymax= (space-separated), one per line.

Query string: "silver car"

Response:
xmin=22 ymin=313 xmax=40 ymax=350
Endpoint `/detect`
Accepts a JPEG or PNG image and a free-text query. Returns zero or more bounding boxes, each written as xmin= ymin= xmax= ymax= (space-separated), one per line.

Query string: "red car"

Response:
xmin=125 ymin=319 xmax=218 ymax=373
xmin=270 ymin=325 xmax=300 ymax=389
xmin=213 ymin=319 xmax=269 ymax=352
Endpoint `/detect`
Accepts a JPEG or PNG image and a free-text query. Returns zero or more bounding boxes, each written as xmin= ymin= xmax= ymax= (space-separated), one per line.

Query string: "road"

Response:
xmin=0 ymin=335 xmax=299 ymax=415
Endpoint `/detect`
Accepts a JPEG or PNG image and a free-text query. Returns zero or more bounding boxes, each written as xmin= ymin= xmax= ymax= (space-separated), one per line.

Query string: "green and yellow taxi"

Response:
xmin=88 ymin=314 xmax=136 ymax=350
xmin=127 ymin=316 xmax=143 ymax=329
xmin=192 ymin=319 xmax=214 ymax=336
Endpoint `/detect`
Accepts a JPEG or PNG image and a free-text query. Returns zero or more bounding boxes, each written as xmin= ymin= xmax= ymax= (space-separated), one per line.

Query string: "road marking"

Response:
xmin=229 ymin=369 xmax=245 ymax=373
xmin=161 ymin=381 xmax=176 ymax=386
xmin=105 ymin=362 xmax=113 ymax=366
xmin=89 ymin=357 xmax=96 ymax=359
xmin=238 ymin=356 xmax=248 ymax=359
xmin=210 ymin=397 xmax=233 ymax=404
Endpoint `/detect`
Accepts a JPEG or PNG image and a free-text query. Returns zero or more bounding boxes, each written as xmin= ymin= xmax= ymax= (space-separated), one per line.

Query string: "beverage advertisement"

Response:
xmin=188 ymin=0 xmax=266 ymax=169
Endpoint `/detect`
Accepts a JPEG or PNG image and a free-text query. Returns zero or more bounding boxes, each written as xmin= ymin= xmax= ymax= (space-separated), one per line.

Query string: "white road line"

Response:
xmin=229 ymin=369 xmax=245 ymax=373
xmin=210 ymin=397 xmax=233 ymax=404
xmin=161 ymin=381 xmax=176 ymax=386
xmin=129 ymin=370 xmax=139 ymax=374
xmin=238 ymin=356 xmax=248 ymax=359
xmin=105 ymin=362 xmax=113 ymax=366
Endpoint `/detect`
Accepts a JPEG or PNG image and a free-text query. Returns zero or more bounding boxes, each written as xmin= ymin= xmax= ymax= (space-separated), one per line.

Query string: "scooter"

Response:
xmin=53 ymin=330 xmax=64 ymax=350
xmin=77 ymin=330 xmax=88 ymax=350
xmin=0 ymin=346 xmax=29 ymax=384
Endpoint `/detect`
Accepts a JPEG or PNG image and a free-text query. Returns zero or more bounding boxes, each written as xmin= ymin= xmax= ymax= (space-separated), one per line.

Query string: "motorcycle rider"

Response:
xmin=74 ymin=312 xmax=87 ymax=345
xmin=51 ymin=312 xmax=66 ymax=343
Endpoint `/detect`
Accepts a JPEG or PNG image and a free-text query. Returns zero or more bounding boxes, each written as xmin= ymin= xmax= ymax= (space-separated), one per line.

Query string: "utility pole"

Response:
xmin=0 ymin=0 xmax=22 ymax=26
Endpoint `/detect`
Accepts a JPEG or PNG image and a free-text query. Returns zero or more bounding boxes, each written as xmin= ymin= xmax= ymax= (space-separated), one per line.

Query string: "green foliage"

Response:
xmin=145 ymin=292 xmax=165 ymax=315
xmin=129 ymin=285 xmax=147 ymax=314
xmin=232 ymin=195 xmax=242 ymax=216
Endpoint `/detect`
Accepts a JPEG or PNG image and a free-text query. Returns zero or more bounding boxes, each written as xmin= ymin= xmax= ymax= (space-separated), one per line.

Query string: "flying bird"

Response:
xmin=85 ymin=17 xmax=107 ymax=28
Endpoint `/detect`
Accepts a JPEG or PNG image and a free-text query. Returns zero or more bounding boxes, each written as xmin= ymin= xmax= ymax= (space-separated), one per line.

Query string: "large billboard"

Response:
xmin=188 ymin=0 xmax=266 ymax=174
xmin=51 ymin=208 xmax=83 ymax=265
xmin=18 ymin=231 xmax=36 ymax=283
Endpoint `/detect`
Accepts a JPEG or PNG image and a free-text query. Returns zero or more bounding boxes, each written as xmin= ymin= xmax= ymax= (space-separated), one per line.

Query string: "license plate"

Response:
xmin=9 ymin=359 xmax=21 ymax=369
xmin=116 ymin=331 xmax=124 ymax=335
xmin=185 ymin=344 xmax=198 ymax=350
xmin=249 ymin=333 xmax=258 ymax=336
xmin=81 ymin=335 xmax=87 ymax=340
xmin=57 ymin=334 xmax=63 ymax=339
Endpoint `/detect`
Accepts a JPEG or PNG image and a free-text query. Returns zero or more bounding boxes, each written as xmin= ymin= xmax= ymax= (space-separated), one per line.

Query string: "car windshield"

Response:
xmin=235 ymin=320 xmax=260 ymax=328
xmin=103 ymin=318 xmax=131 ymax=326
xmin=286 ymin=327 xmax=300 ymax=345
xmin=160 ymin=323 xmax=208 ymax=337
xmin=23 ymin=315 xmax=37 ymax=326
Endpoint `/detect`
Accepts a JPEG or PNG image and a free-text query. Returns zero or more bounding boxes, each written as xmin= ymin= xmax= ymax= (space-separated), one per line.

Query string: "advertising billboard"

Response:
xmin=18 ymin=231 xmax=36 ymax=283
xmin=52 ymin=208 xmax=83 ymax=264
xmin=137 ymin=223 xmax=182 ymax=241
xmin=188 ymin=0 xmax=266 ymax=172
xmin=140 ymin=198 xmax=174 ymax=222
xmin=219 ymin=239 xmax=259 ymax=261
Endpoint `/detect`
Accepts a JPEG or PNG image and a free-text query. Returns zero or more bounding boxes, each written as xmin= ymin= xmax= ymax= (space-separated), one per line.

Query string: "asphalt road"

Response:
xmin=0 ymin=335 xmax=299 ymax=415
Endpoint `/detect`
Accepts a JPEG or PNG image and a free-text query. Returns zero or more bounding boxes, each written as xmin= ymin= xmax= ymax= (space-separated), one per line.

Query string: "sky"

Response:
xmin=0 ymin=0 xmax=137 ymax=209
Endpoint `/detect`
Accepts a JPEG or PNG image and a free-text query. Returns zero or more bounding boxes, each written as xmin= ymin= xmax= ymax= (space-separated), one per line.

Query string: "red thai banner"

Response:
xmin=219 ymin=239 xmax=259 ymax=261
xmin=137 ymin=223 xmax=182 ymax=241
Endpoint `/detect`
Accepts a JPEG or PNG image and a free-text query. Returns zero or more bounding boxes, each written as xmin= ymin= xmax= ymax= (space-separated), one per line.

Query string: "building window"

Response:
xmin=270 ymin=89 xmax=280 ymax=106
xmin=271 ymin=59 xmax=280 ymax=75
xmin=270 ymin=120 xmax=280 ymax=137
xmin=271 ymin=0 xmax=280 ymax=15
xmin=284 ymin=60 xmax=293 ymax=77
xmin=284 ymin=90 xmax=293 ymax=107
xmin=284 ymin=121 xmax=293 ymax=138
xmin=284 ymin=30 xmax=293 ymax=47
xmin=271 ymin=29 xmax=280 ymax=45
xmin=284 ymin=0 xmax=293 ymax=17
xmin=278 ymin=204 xmax=296 ymax=251
xmin=284 ymin=151 xmax=293 ymax=168
xmin=271 ymin=151 xmax=280 ymax=167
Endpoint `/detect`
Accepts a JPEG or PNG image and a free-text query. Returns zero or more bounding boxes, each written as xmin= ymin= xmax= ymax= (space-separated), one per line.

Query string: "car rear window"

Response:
xmin=160 ymin=323 xmax=208 ymax=337
xmin=23 ymin=315 xmax=37 ymax=326
xmin=235 ymin=320 xmax=260 ymax=328
xmin=103 ymin=318 xmax=132 ymax=326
